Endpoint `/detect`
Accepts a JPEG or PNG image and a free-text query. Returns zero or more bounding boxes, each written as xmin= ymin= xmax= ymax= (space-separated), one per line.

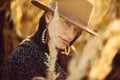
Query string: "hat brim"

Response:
xmin=31 ymin=0 xmax=98 ymax=36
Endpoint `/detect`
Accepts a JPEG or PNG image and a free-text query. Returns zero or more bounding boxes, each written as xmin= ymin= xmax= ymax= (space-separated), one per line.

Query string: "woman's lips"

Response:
xmin=59 ymin=36 xmax=69 ymax=44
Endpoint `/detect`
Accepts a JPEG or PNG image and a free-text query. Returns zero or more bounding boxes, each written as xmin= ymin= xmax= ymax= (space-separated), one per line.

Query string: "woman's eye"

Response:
xmin=64 ymin=21 xmax=71 ymax=26
xmin=74 ymin=27 xmax=81 ymax=33
xmin=74 ymin=28 xmax=78 ymax=32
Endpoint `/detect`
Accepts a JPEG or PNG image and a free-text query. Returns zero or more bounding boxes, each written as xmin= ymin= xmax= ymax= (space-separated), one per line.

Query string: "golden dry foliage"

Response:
xmin=1 ymin=0 xmax=21 ymax=57
xmin=6 ymin=0 xmax=120 ymax=79
xmin=45 ymin=40 xmax=59 ymax=80
xmin=3 ymin=0 xmax=51 ymax=56
xmin=10 ymin=0 xmax=51 ymax=39
xmin=89 ymin=19 xmax=120 ymax=80
xmin=32 ymin=40 xmax=59 ymax=80
xmin=73 ymin=0 xmax=120 ymax=79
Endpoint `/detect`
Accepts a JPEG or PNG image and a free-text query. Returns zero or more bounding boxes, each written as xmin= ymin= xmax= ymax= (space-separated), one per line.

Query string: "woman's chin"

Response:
xmin=56 ymin=44 xmax=66 ymax=49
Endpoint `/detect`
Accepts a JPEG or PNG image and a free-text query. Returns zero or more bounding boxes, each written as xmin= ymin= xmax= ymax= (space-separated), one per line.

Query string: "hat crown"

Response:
xmin=48 ymin=0 xmax=93 ymax=26
xmin=31 ymin=0 xmax=98 ymax=36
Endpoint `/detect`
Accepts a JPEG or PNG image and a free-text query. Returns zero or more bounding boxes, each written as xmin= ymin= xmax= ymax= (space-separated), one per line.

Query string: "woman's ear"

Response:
xmin=45 ymin=12 xmax=53 ymax=23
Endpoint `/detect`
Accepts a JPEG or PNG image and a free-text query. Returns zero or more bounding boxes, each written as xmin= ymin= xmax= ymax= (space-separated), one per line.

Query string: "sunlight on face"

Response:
xmin=46 ymin=12 xmax=80 ymax=49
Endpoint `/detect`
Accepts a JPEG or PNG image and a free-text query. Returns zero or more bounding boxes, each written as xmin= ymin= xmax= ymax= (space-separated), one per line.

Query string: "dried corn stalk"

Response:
xmin=89 ymin=19 xmax=120 ymax=80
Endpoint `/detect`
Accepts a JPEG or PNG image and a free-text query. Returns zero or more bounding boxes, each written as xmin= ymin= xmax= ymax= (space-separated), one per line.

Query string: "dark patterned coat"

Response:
xmin=1 ymin=39 xmax=67 ymax=80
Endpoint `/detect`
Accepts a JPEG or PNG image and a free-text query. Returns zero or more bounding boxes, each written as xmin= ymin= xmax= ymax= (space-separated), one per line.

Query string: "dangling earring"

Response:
xmin=42 ymin=25 xmax=48 ymax=44
xmin=65 ymin=44 xmax=70 ymax=55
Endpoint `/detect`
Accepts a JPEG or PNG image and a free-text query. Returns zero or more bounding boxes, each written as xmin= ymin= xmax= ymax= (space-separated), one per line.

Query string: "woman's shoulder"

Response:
xmin=2 ymin=39 xmax=48 ymax=80
xmin=7 ymin=39 xmax=47 ymax=63
xmin=11 ymin=39 xmax=39 ymax=56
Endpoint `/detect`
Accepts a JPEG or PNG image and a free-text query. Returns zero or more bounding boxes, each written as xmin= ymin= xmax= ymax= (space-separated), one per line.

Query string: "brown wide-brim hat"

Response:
xmin=31 ymin=0 xmax=98 ymax=36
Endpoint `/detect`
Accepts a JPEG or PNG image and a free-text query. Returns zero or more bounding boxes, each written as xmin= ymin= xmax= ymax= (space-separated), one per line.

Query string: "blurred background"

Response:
xmin=0 ymin=0 xmax=120 ymax=79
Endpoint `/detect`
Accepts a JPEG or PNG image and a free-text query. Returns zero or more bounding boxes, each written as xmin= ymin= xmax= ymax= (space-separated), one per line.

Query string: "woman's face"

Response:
xmin=45 ymin=12 xmax=81 ymax=49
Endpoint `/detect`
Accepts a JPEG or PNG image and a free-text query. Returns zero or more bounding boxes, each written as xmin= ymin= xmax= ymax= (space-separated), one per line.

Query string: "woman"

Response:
xmin=1 ymin=0 xmax=97 ymax=80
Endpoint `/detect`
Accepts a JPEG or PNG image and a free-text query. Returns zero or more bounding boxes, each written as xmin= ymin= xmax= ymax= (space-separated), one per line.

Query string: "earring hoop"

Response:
xmin=42 ymin=25 xmax=48 ymax=44
xmin=65 ymin=44 xmax=70 ymax=55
